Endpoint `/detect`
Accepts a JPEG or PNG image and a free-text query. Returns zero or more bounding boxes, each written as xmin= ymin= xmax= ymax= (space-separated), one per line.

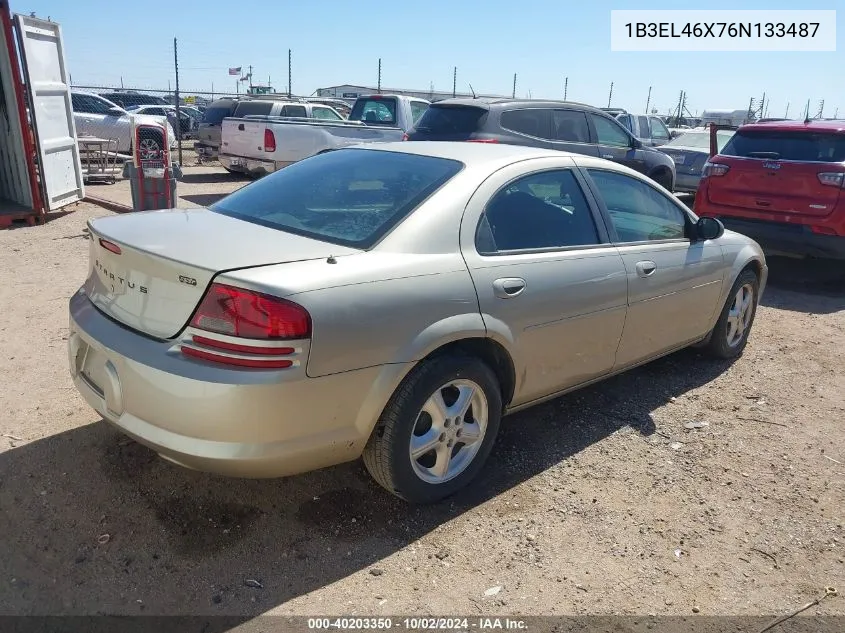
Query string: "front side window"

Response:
xmin=587 ymin=169 xmax=687 ymax=242
xmin=590 ymin=114 xmax=631 ymax=147
xmin=211 ymin=149 xmax=463 ymax=249
xmin=500 ymin=108 xmax=551 ymax=139
xmin=650 ymin=117 xmax=671 ymax=141
xmin=476 ymin=169 xmax=600 ymax=253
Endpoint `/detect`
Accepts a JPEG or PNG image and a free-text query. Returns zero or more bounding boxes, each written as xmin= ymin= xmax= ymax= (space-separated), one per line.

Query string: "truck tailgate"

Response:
xmin=221 ymin=118 xmax=267 ymax=159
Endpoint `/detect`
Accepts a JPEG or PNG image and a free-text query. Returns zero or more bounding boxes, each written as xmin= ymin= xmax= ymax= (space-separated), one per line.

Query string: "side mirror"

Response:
xmin=107 ymin=107 xmax=124 ymax=117
xmin=696 ymin=216 xmax=724 ymax=241
xmin=630 ymin=136 xmax=642 ymax=149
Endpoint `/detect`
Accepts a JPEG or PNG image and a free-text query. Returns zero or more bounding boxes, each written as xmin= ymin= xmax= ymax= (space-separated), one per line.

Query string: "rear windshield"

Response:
xmin=202 ymin=105 xmax=234 ymax=125
xmin=233 ymin=101 xmax=274 ymax=117
xmin=210 ymin=149 xmax=463 ymax=249
xmin=721 ymin=130 xmax=845 ymax=162
xmin=666 ymin=130 xmax=734 ymax=152
xmin=350 ymin=98 xmax=397 ymax=125
xmin=414 ymin=105 xmax=488 ymax=134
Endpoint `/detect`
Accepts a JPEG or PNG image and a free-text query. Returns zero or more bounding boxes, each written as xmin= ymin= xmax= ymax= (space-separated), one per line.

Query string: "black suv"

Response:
xmin=407 ymin=98 xmax=676 ymax=190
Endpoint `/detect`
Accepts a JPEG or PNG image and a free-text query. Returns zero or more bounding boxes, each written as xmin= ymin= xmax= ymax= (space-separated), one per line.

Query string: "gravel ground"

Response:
xmin=0 ymin=197 xmax=843 ymax=621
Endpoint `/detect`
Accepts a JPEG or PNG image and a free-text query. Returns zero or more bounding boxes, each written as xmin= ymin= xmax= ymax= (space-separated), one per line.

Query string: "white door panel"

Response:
xmin=14 ymin=14 xmax=84 ymax=209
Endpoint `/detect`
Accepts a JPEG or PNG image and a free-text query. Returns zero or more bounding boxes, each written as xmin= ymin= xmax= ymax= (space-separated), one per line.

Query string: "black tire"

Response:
xmin=702 ymin=268 xmax=760 ymax=359
xmin=363 ymin=353 xmax=502 ymax=504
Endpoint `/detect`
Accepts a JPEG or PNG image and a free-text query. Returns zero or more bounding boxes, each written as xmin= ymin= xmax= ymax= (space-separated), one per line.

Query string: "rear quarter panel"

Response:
xmin=715 ymin=232 xmax=768 ymax=318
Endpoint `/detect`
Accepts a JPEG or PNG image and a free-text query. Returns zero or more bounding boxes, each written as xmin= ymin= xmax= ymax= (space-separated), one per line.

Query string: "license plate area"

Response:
xmin=230 ymin=157 xmax=242 ymax=167
xmin=76 ymin=340 xmax=107 ymax=397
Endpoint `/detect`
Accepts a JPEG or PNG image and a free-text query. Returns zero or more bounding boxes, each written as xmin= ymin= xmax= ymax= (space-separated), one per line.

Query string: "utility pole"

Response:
xmin=784 ymin=102 xmax=789 ymax=118
xmin=377 ymin=58 xmax=382 ymax=94
xmin=173 ymin=37 xmax=182 ymax=165
xmin=805 ymin=98 xmax=811 ymax=120
xmin=512 ymin=73 xmax=517 ymax=99
xmin=607 ymin=82 xmax=614 ymax=108
xmin=452 ymin=66 xmax=457 ymax=98
xmin=645 ymin=86 xmax=652 ymax=113
xmin=288 ymin=49 xmax=292 ymax=98
xmin=816 ymin=100 xmax=825 ymax=119
xmin=211 ymin=82 xmax=214 ymax=101
xmin=564 ymin=77 xmax=568 ymax=100
xmin=120 ymin=76 xmax=124 ymax=89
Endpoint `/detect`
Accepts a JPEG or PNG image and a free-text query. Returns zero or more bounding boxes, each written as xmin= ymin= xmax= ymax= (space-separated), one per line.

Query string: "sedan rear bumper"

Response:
xmin=67 ymin=290 xmax=383 ymax=478
xmin=673 ymin=173 xmax=701 ymax=194
xmin=714 ymin=217 xmax=845 ymax=260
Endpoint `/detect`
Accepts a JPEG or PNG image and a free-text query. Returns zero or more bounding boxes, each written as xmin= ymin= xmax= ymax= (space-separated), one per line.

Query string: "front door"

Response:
xmin=588 ymin=112 xmax=647 ymax=174
xmin=583 ymin=167 xmax=725 ymax=368
xmin=460 ymin=158 xmax=629 ymax=406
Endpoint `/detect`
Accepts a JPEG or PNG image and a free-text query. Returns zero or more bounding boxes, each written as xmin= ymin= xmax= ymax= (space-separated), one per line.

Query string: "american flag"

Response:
xmin=228 ymin=67 xmax=241 ymax=76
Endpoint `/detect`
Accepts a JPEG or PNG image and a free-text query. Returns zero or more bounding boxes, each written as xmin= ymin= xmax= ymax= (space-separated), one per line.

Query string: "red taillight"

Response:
xmin=466 ymin=138 xmax=498 ymax=144
xmin=181 ymin=346 xmax=293 ymax=369
xmin=702 ymin=161 xmax=730 ymax=178
xmin=191 ymin=335 xmax=294 ymax=356
xmin=189 ymin=283 xmax=311 ymax=340
xmin=263 ymin=128 xmax=276 ymax=152
xmin=99 ymin=238 xmax=122 ymax=255
xmin=817 ymin=172 xmax=845 ymax=188
xmin=402 ymin=133 xmax=409 ymax=141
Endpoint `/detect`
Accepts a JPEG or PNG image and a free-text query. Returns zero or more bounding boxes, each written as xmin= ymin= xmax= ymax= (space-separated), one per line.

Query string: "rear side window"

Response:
xmin=721 ymin=130 xmax=845 ymax=162
xmin=500 ymin=108 xmax=551 ymax=139
xmin=202 ymin=105 xmax=235 ymax=125
xmin=414 ymin=105 xmax=487 ymax=134
xmin=477 ymin=169 xmax=599 ymax=253
xmin=637 ymin=116 xmax=651 ymax=137
xmin=311 ymin=106 xmax=342 ymax=120
xmin=350 ymin=98 xmax=397 ymax=124
xmin=233 ymin=101 xmax=274 ymax=117
xmin=210 ymin=149 xmax=463 ymax=249
xmin=552 ymin=110 xmax=590 ymax=142
xmin=281 ymin=105 xmax=307 ymax=117
xmin=410 ymin=101 xmax=428 ymax=124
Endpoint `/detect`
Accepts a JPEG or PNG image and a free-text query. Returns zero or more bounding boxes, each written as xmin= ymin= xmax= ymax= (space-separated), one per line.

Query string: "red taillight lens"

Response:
xmin=263 ymin=128 xmax=276 ymax=152
xmin=810 ymin=225 xmax=839 ymax=236
xmin=817 ymin=172 xmax=845 ymax=188
xmin=702 ymin=161 xmax=730 ymax=177
xmin=189 ymin=283 xmax=311 ymax=340
xmin=99 ymin=239 xmax=122 ymax=255
xmin=466 ymin=138 xmax=499 ymax=143
xmin=402 ymin=133 xmax=409 ymax=141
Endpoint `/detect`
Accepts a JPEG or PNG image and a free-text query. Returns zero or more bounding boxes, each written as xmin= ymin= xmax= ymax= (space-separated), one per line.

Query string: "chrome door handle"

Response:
xmin=492 ymin=277 xmax=526 ymax=298
xmin=635 ymin=260 xmax=657 ymax=277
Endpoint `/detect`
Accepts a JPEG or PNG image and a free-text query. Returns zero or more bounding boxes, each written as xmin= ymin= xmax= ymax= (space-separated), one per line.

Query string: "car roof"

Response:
xmin=427 ymin=97 xmax=602 ymax=113
xmin=740 ymin=119 xmax=845 ymax=133
xmin=356 ymin=140 xmax=587 ymax=165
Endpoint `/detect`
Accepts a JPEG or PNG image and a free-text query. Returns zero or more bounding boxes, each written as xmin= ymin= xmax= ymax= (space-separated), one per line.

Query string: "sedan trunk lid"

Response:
xmin=84 ymin=209 xmax=358 ymax=339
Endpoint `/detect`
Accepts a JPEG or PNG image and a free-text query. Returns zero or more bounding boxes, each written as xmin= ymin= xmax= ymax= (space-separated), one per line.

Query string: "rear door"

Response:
xmin=709 ymin=129 xmax=845 ymax=218
xmin=14 ymin=14 xmax=84 ymax=209
xmin=549 ymin=109 xmax=599 ymax=157
xmin=499 ymin=108 xmax=553 ymax=148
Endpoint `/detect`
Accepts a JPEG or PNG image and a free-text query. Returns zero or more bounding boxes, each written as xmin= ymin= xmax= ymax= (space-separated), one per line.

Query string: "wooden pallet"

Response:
xmin=0 ymin=208 xmax=43 ymax=229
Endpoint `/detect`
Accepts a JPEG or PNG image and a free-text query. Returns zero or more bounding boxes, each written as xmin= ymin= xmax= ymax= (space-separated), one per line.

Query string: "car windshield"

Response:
xmin=210 ymin=149 xmax=464 ymax=248
xmin=721 ymin=130 xmax=845 ymax=162
xmin=667 ymin=130 xmax=734 ymax=152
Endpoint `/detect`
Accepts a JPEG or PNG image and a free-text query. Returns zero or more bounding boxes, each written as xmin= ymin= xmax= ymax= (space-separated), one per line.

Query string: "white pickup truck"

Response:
xmin=219 ymin=94 xmax=429 ymax=177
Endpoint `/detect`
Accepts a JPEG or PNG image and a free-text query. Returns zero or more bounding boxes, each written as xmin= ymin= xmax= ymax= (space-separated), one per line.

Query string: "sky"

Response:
xmin=22 ymin=0 xmax=844 ymax=117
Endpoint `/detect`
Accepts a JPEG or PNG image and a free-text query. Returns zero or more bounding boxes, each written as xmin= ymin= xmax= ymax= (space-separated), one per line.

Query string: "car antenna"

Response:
xmin=468 ymin=83 xmax=477 ymax=99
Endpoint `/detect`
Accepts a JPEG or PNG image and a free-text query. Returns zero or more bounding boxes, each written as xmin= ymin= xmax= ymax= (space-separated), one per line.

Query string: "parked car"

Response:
xmin=659 ymin=129 xmax=735 ymax=193
xmin=194 ymin=97 xmax=241 ymax=160
xmin=305 ymin=97 xmax=352 ymax=118
xmin=406 ymin=98 xmax=676 ymax=190
xmin=128 ymin=105 xmax=198 ymax=139
xmin=616 ymin=113 xmax=673 ymax=146
xmin=695 ymin=119 xmax=845 ymax=259
xmin=230 ymin=99 xmax=344 ymax=121
xmin=219 ymin=94 xmax=428 ymax=176
xmin=71 ymin=91 xmax=177 ymax=154
xmin=100 ymin=91 xmax=169 ymax=109
xmin=68 ymin=142 xmax=766 ymax=503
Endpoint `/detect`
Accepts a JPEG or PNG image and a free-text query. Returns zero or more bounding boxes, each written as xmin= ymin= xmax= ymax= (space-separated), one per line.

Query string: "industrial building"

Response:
xmin=315 ymin=83 xmax=510 ymax=103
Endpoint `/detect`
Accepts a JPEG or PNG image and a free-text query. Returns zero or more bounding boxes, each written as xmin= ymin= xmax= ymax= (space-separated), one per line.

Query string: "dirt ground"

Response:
xmin=0 ymin=177 xmax=843 ymax=623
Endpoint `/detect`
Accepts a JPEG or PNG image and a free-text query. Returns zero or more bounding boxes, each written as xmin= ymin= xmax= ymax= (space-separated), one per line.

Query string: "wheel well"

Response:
xmin=424 ymin=338 xmax=516 ymax=408
xmin=649 ymin=166 xmax=673 ymax=185
xmin=742 ymin=259 xmax=763 ymax=279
